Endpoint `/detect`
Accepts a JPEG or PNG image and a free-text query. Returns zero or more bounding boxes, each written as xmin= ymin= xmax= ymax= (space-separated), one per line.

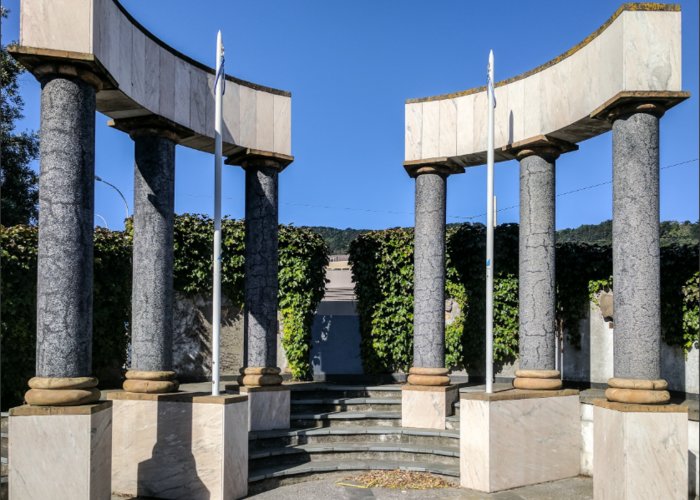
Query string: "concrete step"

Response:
xmin=291 ymin=411 xmax=401 ymax=429
xmin=290 ymin=398 xmax=401 ymax=413
xmin=249 ymin=459 xmax=459 ymax=483
xmin=249 ymin=426 xmax=459 ymax=449
xmin=250 ymin=442 xmax=459 ymax=470
xmin=291 ymin=384 xmax=402 ymax=400
xmin=446 ymin=415 xmax=460 ymax=431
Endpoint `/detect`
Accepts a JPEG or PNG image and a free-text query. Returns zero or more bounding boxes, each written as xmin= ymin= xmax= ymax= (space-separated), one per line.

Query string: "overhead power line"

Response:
xmin=176 ymin=158 xmax=698 ymax=221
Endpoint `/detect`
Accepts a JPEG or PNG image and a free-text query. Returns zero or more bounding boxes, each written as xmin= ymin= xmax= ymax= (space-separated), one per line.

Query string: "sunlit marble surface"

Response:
xmin=401 ymin=387 xmax=457 ymax=430
xmin=9 ymin=404 xmax=112 ymax=500
xmin=110 ymin=395 xmax=248 ymax=499
xmin=460 ymin=393 xmax=580 ymax=492
xmin=593 ymin=404 xmax=687 ymax=500
xmin=243 ymin=388 xmax=290 ymax=431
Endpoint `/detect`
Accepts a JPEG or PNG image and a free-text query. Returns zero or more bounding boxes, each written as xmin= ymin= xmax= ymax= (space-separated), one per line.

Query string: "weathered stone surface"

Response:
xmin=130 ymin=133 xmax=175 ymax=372
xmin=125 ymin=370 xmax=176 ymax=381
xmin=24 ymin=387 xmax=100 ymax=406
xmin=518 ymin=153 xmax=556 ymax=371
xmin=612 ymin=110 xmax=661 ymax=380
xmin=172 ymin=292 xmax=244 ymax=380
xmin=36 ymin=75 xmax=96 ymax=378
xmin=514 ymin=369 xmax=560 ymax=379
xmin=605 ymin=387 xmax=670 ymax=404
xmin=122 ymin=379 xmax=179 ymax=394
xmin=513 ymin=378 xmax=563 ymax=390
xmin=244 ymin=161 xmax=280 ymax=368
xmin=608 ymin=377 xmax=668 ymax=390
xmin=413 ymin=172 xmax=446 ymax=368
xmin=28 ymin=376 xmax=98 ymax=390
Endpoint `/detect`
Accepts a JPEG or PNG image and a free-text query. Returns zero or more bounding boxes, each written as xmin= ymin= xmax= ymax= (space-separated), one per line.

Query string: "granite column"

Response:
xmin=511 ymin=140 xmax=574 ymax=390
xmin=228 ymin=151 xmax=292 ymax=431
xmin=411 ymin=171 xmax=449 ymax=384
xmin=607 ymin=102 xmax=669 ymax=404
xmin=241 ymin=158 xmax=283 ymax=386
xmin=402 ymin=163 xmax=463 ymax=430
xmin=111 ymin=117 xmax=186 ymax=393
xmin=26 ymin=70 xmax=101 ymax=406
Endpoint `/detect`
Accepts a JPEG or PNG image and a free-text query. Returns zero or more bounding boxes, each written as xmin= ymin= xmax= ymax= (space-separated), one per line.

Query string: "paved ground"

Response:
xmin=248 ymin=474 xmax=593 ymax=499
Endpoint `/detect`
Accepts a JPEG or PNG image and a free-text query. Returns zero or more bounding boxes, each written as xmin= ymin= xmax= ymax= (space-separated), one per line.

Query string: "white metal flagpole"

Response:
xmin=485 ymin=50 xmax=496 ymax=394
xmin=212 ymin=31 xmax=224 ymax=396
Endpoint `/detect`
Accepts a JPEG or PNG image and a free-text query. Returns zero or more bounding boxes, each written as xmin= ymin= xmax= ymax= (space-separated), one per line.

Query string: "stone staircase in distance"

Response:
xmin=247 ymin=384 xmax=460 ymax=488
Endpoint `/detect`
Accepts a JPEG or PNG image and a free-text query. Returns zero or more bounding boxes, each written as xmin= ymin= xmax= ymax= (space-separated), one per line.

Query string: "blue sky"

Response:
xmin=3 ymin=0 xmax=698 ymax=231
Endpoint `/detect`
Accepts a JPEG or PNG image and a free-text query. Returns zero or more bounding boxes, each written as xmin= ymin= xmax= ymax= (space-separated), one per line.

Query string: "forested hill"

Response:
xmin=556 ymin=220 xmax=699 ymax=247
xmin=307 ymin=220 xmax=698 ymax=255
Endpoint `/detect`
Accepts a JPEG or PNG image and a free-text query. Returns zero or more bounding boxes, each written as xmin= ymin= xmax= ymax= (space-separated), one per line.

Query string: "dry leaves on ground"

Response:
xmin=341 ymin=470 xmax=455 ymax=490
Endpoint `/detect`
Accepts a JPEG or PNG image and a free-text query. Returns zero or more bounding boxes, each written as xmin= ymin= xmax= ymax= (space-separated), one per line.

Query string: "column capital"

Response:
xmin=8 ymin=45 xmax=116 ymax=90
xmin=108 ymin=115 xmax=194 ymax=143
xmin=590 ymin=90 xmax=690 ymax=123
xmin=403 ymin=158 xmax=464 ymax=178
xmin=503 ymin=135 xmax=578 ymax=162
xmin=225 ymin=148 xmax=293 ymax=172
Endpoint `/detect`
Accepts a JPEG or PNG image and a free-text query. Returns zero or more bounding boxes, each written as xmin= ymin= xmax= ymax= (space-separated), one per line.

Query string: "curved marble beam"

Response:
xmin=404 ymin=4 xmax=687 ymax=171
xmin=12 ymin=0 xmax=291 ymax=161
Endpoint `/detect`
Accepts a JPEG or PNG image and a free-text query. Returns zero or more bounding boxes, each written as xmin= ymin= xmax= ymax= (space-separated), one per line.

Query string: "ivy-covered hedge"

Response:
xmin=1 ymin=225 xmax=132 ymax=410
xmin=1 ymin=214 xmax=327 ymax=410
xmin=349 ymin=223 xmax=698 ymax=374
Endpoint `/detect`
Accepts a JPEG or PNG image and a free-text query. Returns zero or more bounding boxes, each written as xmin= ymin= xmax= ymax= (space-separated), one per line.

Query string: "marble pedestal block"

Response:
xmin=460 ymin=390 xmax=580 ymax=492
xmin=9 ymin=402 xmax=112 ymax=500
xmin=240 ymin=386 xmax=290 ymax=431
xmin=593 ymin=400 xmax=688 ymax=500
xmin=107 ymin=392 xmax=248 ymax=500
xmin=401 ymin=385 xmax=458 ymax=430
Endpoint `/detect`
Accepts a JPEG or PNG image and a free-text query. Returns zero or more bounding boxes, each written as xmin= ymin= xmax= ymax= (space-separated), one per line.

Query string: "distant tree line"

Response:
xmin=308 ymin=220 xmax=698 ymax=255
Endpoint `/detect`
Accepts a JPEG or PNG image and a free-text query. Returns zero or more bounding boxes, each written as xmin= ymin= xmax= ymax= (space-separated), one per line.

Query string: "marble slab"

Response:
xmin=9 ymin=402 xmax=112 ymax=500
xmin=241 ymin=388 xmax=290 ymax=431
xmin=109 ymin=394 xmax=248 ymax=499
xmin=460 ymin=393 xmax=580 ymax=492
xmin=18 ymin=0 xmax=292 ymax=157
xmin=401 ymin=386 xmax=458 ymax=430
xmin=404 ymin=6 xmax=683 ymax=164
xmin=593 ymin=404 xmax=688 ymax=500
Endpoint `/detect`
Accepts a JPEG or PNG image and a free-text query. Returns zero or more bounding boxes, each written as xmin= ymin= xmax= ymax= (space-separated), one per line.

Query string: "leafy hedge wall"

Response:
xmin=1 ymin=214 xmax=327 ymax=410
xmin=349 ymin=223 xmax=698 ymax=374
xmin=1 ymin=225 xmax=132 ymax=410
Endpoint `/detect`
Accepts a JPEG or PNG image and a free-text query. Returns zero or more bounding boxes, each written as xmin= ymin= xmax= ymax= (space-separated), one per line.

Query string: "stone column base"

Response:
xmin=460 ymin=389 xmax=580 ymax=492
xmin=401 ymin=385 xmax=458 ymax=429
xmin=240 ymin=386 xmax=291 ymax=431
xmin=593 ymin=400 xmax=687 ymax=500
xmin=9 ymin=401 xmax=112 ymax=500
xmin=107 ymin=391 xmax=248 ymax=500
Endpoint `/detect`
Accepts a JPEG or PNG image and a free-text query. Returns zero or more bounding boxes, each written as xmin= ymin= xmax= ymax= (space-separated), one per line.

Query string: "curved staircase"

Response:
xmin=248 ymin=384 xmax=460 ymax=485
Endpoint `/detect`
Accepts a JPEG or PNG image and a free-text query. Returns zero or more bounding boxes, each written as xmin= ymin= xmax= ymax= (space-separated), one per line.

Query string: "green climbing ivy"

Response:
xmin=0 ymin=215 xmax=327 ymax=410
xmin=1 ymin=225 xmax=132 ymax=410
xmin=348 ymin=223 xmax=698 ymax=375
xmin=682 ymin=272 xmax=699 ymax=353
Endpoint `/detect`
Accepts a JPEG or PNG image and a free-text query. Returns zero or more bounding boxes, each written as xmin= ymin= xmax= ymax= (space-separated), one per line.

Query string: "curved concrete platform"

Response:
xmin=404 ymin=3 xmax=687 ymax=172
xmin=12 ymin=0 xmax=292 ymax=161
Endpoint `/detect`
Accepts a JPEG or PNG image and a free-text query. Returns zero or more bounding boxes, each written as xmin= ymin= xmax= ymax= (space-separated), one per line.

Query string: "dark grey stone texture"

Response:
xmin=612 ymin=110 xmax=661 ymax=380
xmin=413 ymin=172 xmax=447 ymax=368
xmin=35 ymin=76 xmax=96 ymax=378
xmin=244 ymin=162 xmax=280 ymax=368
xmin=518 ymin=154 xmax=556 ymax=370
xmin=130 ymin=133 xmax=175 ymax=372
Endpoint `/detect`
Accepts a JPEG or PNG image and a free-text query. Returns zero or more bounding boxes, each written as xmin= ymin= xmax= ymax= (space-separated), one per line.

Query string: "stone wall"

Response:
xmin=172 ymin=292 xmax=289 ymax=380
xmin=563 ymin=302 xmax=699 ymax=395
xmin=172 ymin=292 xmax=244 ymax=380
